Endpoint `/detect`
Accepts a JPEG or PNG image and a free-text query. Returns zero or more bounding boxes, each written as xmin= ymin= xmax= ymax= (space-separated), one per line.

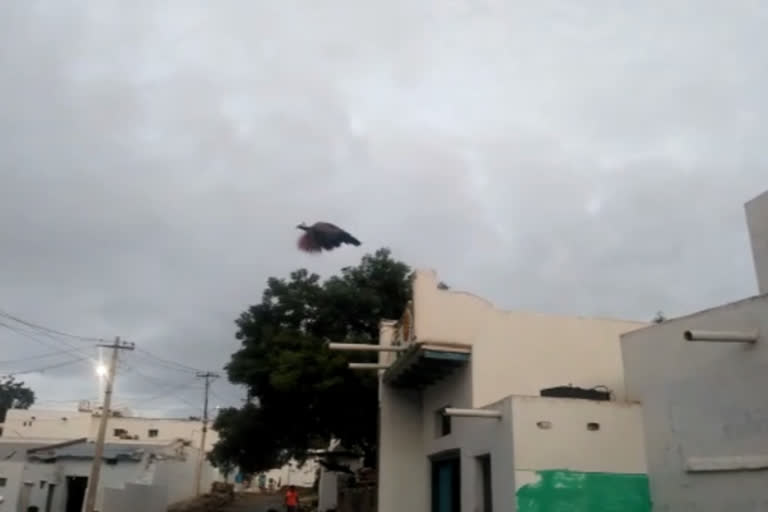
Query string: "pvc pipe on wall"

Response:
xmin=348 ymin=363 xmax=390 ymax=370
xmin=327 ymin=342 xmax=407 ymax=352
xmin=442 ymin=408 xmax=502 ymax=419
xmin=683 ymin=329 xmax=759 ymax=343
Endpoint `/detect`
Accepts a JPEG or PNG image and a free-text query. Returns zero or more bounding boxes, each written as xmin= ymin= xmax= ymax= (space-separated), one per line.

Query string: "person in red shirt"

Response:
xmin=284 ymin=485 xmax=299 ymax=512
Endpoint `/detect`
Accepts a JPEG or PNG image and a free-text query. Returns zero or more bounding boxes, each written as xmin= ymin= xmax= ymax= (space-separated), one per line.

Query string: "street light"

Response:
xmin=95 ymin=363 xmax=108 ymax=378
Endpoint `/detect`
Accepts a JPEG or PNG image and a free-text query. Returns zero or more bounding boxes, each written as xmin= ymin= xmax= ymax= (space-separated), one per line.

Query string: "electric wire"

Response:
xmin=0 ymin=308 xmax=234 ymax=414
xmin=0 ymin=309 xmax=104 ymax=343
xmin=1 ymin=356 xmax=91 ymax=377
xmin=134 ymin=347 xmax=203 ymax=373
xmin=0 ymin=347 xmax=85 ymax=365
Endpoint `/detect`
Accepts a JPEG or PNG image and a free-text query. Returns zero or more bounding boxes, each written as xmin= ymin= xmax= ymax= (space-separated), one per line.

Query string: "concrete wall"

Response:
xmin=61 ymin=459 xmax=143 ymax=511
xmin=428 ymin=397 xmax=516 ymax=512
xmin=379 ymin=365 xmax=516 ymax=512
xmin=413 ymin=394 xmax=649 ymax=512
xmin=0 ymin=410 xmax=92 ymax=441
xmin=410 ymin=269 xmax=647 ymax=406
xmin=511 ymin=396 xmax=646 ymax=474
xmin=621 ymin=294 xmax=768 ymax=511
xmin=377 ymin=385 xmax=424 ymax=512
xmin=746 ymin=190 xmax=768 ymax=295
xmin=511 ymin=396 xmax=650 ymax=511
xmin=377 ymin=272 xmax=650 ymax=512
xmin=1 ymin=409 xmax=219 ymax=449
xmin=152 ymin=445 xmax=221 ymax=505
xmin=0 ymin=445 xmax=218 ymax=511
xmin=377 ymin=319 xmax=426 ymax=512
xmin=317 ymin=456 xmax=363 ymax=512
xmin=0 ymin=462 xmax=25 ymax=512
xmin=5 ymin=458 xmax=142 ymax=512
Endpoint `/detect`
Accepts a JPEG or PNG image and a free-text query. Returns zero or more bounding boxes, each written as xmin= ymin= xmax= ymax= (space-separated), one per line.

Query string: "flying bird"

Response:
xmin=296 ymin=221 xmax=361 ymax=253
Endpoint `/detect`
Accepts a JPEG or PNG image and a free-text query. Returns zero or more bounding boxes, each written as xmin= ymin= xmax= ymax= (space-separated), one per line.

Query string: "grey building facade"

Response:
xmin=621 ymin=189 xmax=768 ymax=511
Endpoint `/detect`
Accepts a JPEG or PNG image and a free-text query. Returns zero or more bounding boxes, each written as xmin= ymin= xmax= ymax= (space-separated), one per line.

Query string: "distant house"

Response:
xmin=0 ymin=402 xmax=219 ymax=451
xmin=620 ymin=189 xmax=768 ymax=511
xmin=0 ymin=403 xmax=224 ymax=512
xmin=315 ymin=439 xmax=364 ymax=512
xmin=0 ymin=437 xmax=217 ymax=512
xmin=253 ymin=457 xmax=320 ymax=492
xmin=333 ymin=269 xmax=650 ymax=511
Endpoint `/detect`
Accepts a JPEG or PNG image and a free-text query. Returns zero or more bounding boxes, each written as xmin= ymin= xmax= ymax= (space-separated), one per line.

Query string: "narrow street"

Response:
xmin=223 ymin=493 xmax=283 ymax=512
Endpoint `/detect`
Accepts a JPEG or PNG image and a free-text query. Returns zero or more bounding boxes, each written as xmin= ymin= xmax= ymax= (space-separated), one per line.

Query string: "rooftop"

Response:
xmin=17 ymin=438 xmax=178 ymax=462
xmin=0 ymin=441 xmax=53 ymax=462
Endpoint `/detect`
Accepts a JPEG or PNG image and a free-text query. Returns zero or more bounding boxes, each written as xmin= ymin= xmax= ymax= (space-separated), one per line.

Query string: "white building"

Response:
xmin=0 ymin=402 xmax=219 ymax=450
xmin=332 ymin=269 xmax=652 ymax=511
xmin=0 ymin=437 xmax=218 ymax=512
xmin=620 ymin=189 xmax=768 ymax=511
xmin=316 ymin=440 xmax=364 ymax=512
xmin=0 ymin=403 xmax=223 ymax=511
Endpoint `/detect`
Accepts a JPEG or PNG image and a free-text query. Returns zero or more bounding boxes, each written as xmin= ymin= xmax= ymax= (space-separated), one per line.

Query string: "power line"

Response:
xmin=134 ymin=347 xmax=203 ymax=373
xmin=0 ymin=309 xmax=104 ymax=343
xmin=115 ymin=361 xmax=209 ymax=412
xmin=0 ymin=320 xmax=97 ymax=362
xmin=113 ymin=379 xmax=202 ymax=409
xmin=0 ymin=310 xmax=218 ymax=387
xmin=0 ymin=347 xmax=85 ymax=365
xmin=128 ymin=352 xmax=199 ymax=375
xmin=1 ymin=356 xmax=91 ymax=378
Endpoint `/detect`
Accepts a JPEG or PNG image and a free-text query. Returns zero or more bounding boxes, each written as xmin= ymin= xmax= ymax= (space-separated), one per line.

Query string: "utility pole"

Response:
xmin=84 ymin=337 xmax=135 ymax=512
xmin=195 ymin=371 xmax=219 ymax=496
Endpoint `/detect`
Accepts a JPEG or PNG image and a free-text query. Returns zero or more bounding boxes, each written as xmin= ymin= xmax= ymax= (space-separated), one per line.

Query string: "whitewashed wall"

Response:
xmin=0 ymin=462 xmax=24 ymax=512
xmin=410 ymin=269 xmax=647 ymax=406
xmin=1 ymin=410 xmax=219 ymax=450
xmin=154 ymin=446 xmax=220 ymax=505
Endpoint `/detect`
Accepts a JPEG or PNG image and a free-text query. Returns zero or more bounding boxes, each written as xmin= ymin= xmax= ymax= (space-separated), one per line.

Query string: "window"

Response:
xmin=113 ymin=428 xmax=127 ymax=437
xmin=40 ymin=480 xmax=46 ymax=489
xmin=0 ymin=477 xmax=7 ymax=487
xmin=148 ymin=429 xmax=159 ymax=438
xmin=435 ymin=406 xmax=452 ymax=437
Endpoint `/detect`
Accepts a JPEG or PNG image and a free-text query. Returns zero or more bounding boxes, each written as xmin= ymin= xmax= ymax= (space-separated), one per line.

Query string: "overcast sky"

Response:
xmin=1 ymin=1 xmax=766 ymax=416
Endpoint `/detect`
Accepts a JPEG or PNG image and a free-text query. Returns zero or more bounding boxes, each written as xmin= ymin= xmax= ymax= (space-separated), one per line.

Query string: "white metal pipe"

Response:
xmin=443 ymin=408 xmax=502 ymax=419
xmin=348 ymin=363 xmax=390 ymax=370
xmin=328 ymin=342 xmax=407 ymax=352
xmin=683 ymin=329 xmax=759 ymax=343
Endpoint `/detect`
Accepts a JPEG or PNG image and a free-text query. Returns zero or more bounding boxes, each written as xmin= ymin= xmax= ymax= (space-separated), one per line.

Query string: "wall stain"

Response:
xmin=516 ymin=469 xmax=652 ymax=511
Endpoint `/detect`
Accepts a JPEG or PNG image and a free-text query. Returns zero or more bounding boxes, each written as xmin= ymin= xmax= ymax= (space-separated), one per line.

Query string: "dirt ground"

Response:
xmin=222 ymin=493 xmax=284 ymax=512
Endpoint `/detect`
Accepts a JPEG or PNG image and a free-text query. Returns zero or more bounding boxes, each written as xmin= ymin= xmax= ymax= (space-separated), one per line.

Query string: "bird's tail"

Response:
xmin=342 ymin=233 xmax=361 ymax=246
xmin=297 ymin=233 xmax=322 ymax=253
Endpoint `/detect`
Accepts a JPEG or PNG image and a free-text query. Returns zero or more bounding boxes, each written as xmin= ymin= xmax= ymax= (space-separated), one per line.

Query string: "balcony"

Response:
xmin=383 ymin=342 xmax=471 ymax=390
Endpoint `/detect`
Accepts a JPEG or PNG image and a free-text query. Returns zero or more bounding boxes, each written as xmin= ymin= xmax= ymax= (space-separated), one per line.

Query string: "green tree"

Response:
xmin=213 ymin=248 xmax=412 ymax=474
xmin=0 ymin=377 xmax=35 ymax=423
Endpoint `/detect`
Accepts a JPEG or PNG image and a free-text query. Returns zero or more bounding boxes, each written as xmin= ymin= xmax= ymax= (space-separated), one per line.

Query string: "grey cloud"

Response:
xmin=1 ymin=1 xmax=767 ymax=410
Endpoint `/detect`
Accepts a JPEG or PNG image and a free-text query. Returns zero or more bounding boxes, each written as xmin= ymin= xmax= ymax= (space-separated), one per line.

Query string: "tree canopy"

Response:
xmin=211 ymin=248 xmax=413 ymax=474
xmin=0 ymin=376 xmax=35 ymax=423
